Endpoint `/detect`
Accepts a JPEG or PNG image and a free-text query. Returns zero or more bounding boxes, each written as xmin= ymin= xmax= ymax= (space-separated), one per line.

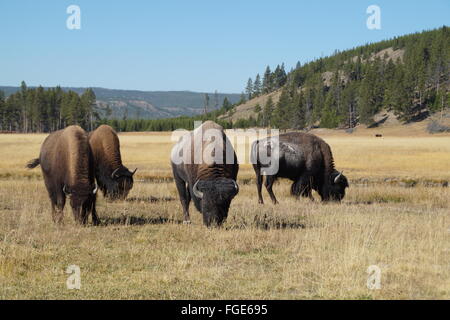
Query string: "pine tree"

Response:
xmin=292 ymin=91 xmax=306 ymax=129
xmin=203 ymin=93 xmax=210 ymax=114
xmin=262 ymin=95 xmax=274 ymax=127
xmin=81 ymin=88 xmax=97 ymax=131
xmin=263 ymin=66 xmax=273 ymax=94
xmin=222 ymin=97 xmax=231 ymax=111
xmin=253 ymin=74 xmax=262 ymax=96
xmin=272 ymin=88 xmax=291 ymax=129
xmin=245 ymin=78 xmax=254 ymax=100
xmin=20 ymin=81 xmax=28 ymax=132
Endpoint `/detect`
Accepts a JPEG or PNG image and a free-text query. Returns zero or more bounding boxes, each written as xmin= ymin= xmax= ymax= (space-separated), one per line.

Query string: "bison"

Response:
xmin=251 ymin=132 xmax=348 ymax=204
xmin=171 ymin=121 xmax=239 ymax=226
xmin=89 ymin=125 xmax=136 ymax=200
xmin=26 ymin=125 xmax=99 ymax=225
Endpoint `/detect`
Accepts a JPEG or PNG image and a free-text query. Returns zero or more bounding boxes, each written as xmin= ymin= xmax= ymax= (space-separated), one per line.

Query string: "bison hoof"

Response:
xmin=183 ymin=220 xmax=191 ymax=225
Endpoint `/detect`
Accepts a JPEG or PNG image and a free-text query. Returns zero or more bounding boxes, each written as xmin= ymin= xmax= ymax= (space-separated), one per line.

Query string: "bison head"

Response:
xmin=106 ymin=166 xmax=137 ymax=200
xmin=192 ymin=178 xmax=239 ymax=227
xmin=326 ymin=170 xmax=349 ymax=201
xmin=64 ymin=184 xmax=97 ymax=222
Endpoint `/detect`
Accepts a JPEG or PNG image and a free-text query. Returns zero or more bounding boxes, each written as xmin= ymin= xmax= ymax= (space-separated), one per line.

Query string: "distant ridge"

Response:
xmin=0 ymin=86 xmax=241 ymax=119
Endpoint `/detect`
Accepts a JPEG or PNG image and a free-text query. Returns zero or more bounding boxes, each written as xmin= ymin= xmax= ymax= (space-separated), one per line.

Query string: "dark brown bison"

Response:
xmin=89 ymin=125 xmax=136 ymax=200
xmin=251 ymin=132 xmax=348 ymax=204
xmin=26 ymin=125 xmax=99 ymax=225
xmin=171 ymin=121 xmax=239 ymax=226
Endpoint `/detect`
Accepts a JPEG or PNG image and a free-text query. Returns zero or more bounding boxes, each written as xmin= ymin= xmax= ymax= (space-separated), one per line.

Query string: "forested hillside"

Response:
xmin=225 ymin=26 xmax=450 ymax=129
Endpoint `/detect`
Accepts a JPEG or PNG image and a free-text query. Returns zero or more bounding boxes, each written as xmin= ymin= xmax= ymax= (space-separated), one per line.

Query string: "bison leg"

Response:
xmin=264 ymin=175 xmax=278 ymax=204
xmin=91 ymin=203 xmax=100 ymax=226
xmin=253 ymin=164 xmax=264 ymax=204
xmin=52 ymin=190 xmax=66 ymax=224
xmin=292 ymin=176 xmax=314 ymax=201
xmin=85 ymin=195 xmax=99 ymax=226
xmin=174 ymin=176 xmax=191 ymax=224
xmin=80 ymin=208 xmax=89 ymax=225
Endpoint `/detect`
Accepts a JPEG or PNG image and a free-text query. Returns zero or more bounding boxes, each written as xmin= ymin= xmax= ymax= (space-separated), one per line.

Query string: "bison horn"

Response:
xmin=334 ymin=171 xmax=343 ymax=184
xmin=233 ymin=180 xmax=239 ymax=193
xmin=132 ymin=168 xmax=137 ymax=176
xmin=192 ymin=180 xmax=204 ymax=199
xmin=111 ymin=168 xmax=120 ymax=179
xmin=63 ymin=185 xmax=70 ymax=195
xmin=93 ymin=184 xmax=98 ymax=195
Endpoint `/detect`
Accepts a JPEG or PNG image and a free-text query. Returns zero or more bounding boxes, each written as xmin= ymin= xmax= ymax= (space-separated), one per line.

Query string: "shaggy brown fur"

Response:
xmin=171 ymin=121 xmax=239 ymax=226
xmin=89 ymin=125 xmax=135 ymax=200
xmin=26 ymin=125 xmax=98 ymax=225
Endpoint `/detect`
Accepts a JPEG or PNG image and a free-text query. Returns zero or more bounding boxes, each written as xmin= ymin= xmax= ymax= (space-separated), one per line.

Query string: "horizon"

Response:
xmin=0 ymin=84 xmax=241 ymax=95
xmin=1 ymin=0 xmax=449 ymax=92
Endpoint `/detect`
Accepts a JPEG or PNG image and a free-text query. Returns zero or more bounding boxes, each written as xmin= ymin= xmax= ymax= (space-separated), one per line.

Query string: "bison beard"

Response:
xmin=192 ymin=178 xmax=239 ymax=226
xmin=97 ymin=165 xmax=136 ymax=200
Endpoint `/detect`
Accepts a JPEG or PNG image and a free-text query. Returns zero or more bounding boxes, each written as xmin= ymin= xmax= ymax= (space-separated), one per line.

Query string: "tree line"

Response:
xmin=244 ymin=63 xmax=288 ymax=101
xmin=0 ymin=83 xmax=236 ymax=132
xmin=0 ymin=82 xmax=98 ymax=132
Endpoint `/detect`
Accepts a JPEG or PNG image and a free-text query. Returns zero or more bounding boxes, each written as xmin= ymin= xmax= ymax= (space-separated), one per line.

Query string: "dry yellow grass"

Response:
xmin=0 ymin=130 xmax=449 ymax=299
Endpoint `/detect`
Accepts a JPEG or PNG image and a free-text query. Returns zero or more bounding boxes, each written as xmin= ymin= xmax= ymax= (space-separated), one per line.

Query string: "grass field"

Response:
xmin=0 ymin=128 xmax=449 ymax=299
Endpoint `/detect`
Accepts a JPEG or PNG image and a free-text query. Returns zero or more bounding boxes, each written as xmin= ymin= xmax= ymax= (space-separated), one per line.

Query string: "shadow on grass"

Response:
xmin=226 ymin=214 xmax=306 ymax=230
xmin=100 ymin=215 xmax=183 ymax=226
xmin=126 ymin=196 xmax=176 ymax=203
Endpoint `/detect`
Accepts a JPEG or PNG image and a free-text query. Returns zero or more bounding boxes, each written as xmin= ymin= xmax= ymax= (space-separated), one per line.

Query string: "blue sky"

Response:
xmin=0 ymin=0 xmax=448 ymax=93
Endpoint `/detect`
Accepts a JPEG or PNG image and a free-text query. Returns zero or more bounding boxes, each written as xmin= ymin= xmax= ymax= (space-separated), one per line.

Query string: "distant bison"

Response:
xmin=171 ymin=121 xmax=239 ymax=226
xmin=26 ymin=125 xmax=98 ymax=225
xmin=89 ymin=125 xmax=136 ymax=200
xmin=375 ymin=134 xmax=383 ymax=137
xmin=251 ymin=132 xmax=348 ymax=204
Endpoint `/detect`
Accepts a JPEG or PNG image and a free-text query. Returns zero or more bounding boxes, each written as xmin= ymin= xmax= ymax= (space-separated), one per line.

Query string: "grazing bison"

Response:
xmin=26 ymin=125 xmax=99 ymax=225
xmin=89 ymin=125 xmax=136 ymax=200
xmin=251 ymin=132 xmax=348 ymax=204
xmin=171 ymin=121 xmax=239 ymax=226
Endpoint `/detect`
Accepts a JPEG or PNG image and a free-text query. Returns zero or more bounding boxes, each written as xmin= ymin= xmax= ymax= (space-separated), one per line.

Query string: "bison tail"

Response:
xmin=26 ymin=158 xmax=40 ymax=169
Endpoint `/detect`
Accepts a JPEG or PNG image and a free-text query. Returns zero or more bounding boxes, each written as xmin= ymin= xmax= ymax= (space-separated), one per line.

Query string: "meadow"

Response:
xmin=0 ymin=128 xmax=449 ymax=299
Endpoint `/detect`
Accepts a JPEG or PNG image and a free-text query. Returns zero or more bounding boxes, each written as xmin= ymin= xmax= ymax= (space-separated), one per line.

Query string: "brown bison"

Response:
xmin=26 ymin=125 xmax=99 ymax=225
xmin=251 ymin=132 xmax=348 ymax=204
xmin=88 ymin=125 xmax=136 ymax=200
xmin=171 ymin=121 xmax=239 ymax=226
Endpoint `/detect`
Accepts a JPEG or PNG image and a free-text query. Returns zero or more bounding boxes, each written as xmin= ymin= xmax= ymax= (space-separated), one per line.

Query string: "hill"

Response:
xmin=220 ymin=26 xmax=449 ymax=130
xmin=0 ymin=86 xmax=241 ymax=119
